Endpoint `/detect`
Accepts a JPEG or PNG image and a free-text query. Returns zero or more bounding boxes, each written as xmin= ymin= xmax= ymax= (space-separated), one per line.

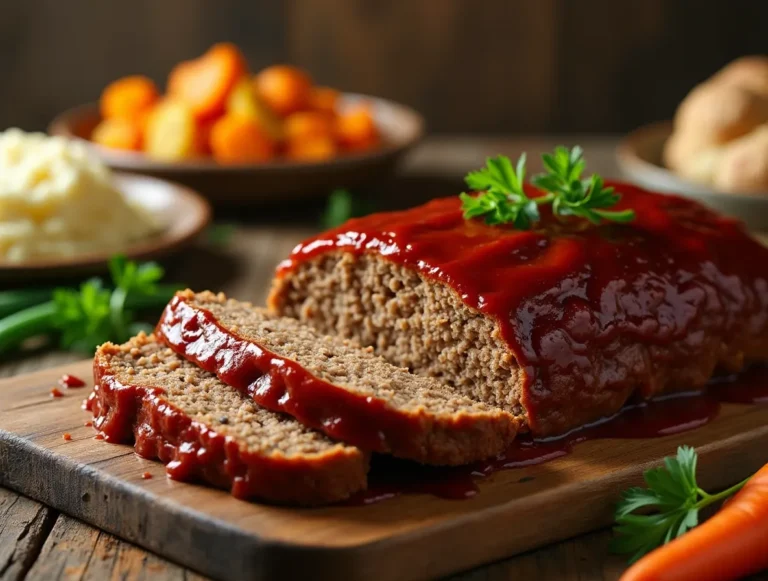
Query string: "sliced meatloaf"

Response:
xmin=155 ymin=290 xmax=518 ymax=465
xmin=89 ymin=333 xmax=367 ymax=505
xmin=268 ymin=182 xmax=768 ymax=437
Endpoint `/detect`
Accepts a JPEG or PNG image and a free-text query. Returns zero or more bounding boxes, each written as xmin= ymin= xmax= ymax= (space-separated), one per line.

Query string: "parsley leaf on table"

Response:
xmin=322 ymin=189 xmax=374 ymax=229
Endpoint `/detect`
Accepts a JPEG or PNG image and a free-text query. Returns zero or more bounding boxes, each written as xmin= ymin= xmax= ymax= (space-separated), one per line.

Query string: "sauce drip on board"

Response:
xmin=708 ymin=364 xmax=768 ymax=404
xmin=347 ymin=366 xmax=768 ymax=505
xmin=277 ymin=185 xmax=768 ymax=436
xmin=59 ymin=374 xmax=86 ymax=388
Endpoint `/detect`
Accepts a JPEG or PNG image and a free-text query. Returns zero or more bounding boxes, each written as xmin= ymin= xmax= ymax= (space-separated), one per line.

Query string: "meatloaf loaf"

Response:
xmin=155 ymin=290 xmax=518 ymax=465
xmin=89 ymin=333 xmax=367 ymax=505
xmin=268 ymin=182 xmax=768 ymax=437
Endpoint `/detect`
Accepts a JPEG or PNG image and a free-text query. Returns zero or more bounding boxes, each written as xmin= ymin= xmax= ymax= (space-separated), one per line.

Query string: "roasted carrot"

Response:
xmin=285 ymin=111 xmax=334 ymax=142
xmin=168 ymin=43 xmax=247 ymax=121
xmin=91 ymin=117 xmax=143 ymax=151
xmin=210 ymin=114 xmax=276 ymax=164
xmin=254 ymin=65 xmax=312 ymax=117
xmin=309 ymin=86 xmax=340 ymax=116
xmin=286 ymin=135 xmax=337 ymax=161
xmin=335 ymin=104 xmax=380 ymax=152
xmin=100 ymin=75 xmax=159 ymax=121
xmin=621 ymin=463 xmax=768 ymax=581
xmin=144 ymin=100 xmax=200 ymax=161
xmin=195 ymin=118 xmax=216 ymax=156
xmin=226 ymin=78 xmax=283 ymax=140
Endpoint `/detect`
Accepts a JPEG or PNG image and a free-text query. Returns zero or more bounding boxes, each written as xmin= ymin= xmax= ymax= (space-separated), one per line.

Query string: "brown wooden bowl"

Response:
xmin=0 ymin=172 xmax=211 ymax=280
xmin=617 ymin=121 xmax=768 ymax=231
xmin=49 ymin=94 xmax=425 ymax=205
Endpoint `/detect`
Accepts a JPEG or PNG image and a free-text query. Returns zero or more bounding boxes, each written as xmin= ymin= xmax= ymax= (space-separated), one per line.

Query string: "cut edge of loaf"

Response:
xmin=90 ymin=333 xmax=368 ymax=506
xmin=157 ymin=290 xmax=519 ymax=465
xmin=266 ymin=252 xmax=528 ymax=430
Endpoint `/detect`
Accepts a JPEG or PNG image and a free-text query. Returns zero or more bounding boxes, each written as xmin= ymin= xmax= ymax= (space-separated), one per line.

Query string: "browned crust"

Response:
xmin=90 ymin=334 xmax=369 ymax=506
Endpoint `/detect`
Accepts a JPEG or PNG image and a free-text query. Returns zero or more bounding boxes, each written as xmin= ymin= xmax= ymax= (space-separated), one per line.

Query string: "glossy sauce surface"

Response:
xmin=59 ymin=374 xmax=86 ymax=388
xmin=87 ymin=360 xmax=360 ymax=502
xmin=278 ymin=185 xmax=768 ymax=435
xmin=349 ymin=366 xmax=768 ymax=504
xmin=156 ymin=296 xmax=484 ymax=459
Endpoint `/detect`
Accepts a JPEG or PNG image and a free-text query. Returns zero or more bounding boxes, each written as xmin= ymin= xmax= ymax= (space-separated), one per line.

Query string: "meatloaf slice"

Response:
xmin=90 ymin=333 xmax=367 ymax=505
xmin=155 ymin=290 xmax=518 ymax=465
xmin=268 ymin=185 xmax=768 ymax=437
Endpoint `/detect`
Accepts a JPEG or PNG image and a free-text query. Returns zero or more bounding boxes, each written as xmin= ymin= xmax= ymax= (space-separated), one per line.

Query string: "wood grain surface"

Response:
xmin=0 ymin=489 xmax=55 ymax=580
xmin=24 ymin=516 xmax=207 ymax=581
xmin=2 ymin=359 xmax=768 ymax=581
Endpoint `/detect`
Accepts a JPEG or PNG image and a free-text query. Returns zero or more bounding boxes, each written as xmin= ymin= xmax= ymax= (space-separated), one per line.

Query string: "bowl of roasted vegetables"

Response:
xmin=50 ymin=43 xmax=424 ymax=204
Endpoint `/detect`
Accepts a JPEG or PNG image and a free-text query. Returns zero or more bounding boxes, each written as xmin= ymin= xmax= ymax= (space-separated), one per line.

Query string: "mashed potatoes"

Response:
xmin=0 ymin=129 xmax=158 ymax=262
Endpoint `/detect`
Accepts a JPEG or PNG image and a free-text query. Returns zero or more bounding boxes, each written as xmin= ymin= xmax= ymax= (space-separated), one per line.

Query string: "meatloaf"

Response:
xmin=155 ymin=290 xmax=518 ymax=465
xmin=268 ymin=182 xmax=768 ymax=437
xmin=89 ymin=333 xmax=367 ymax=505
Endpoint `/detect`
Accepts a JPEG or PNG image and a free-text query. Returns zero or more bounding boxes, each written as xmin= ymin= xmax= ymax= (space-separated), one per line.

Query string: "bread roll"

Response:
xmin=711 ymin=55 xmax=768 ymax=97
xmin=713 ymin=125 xmax=768 ymax=193
xmin=673 ymin=81 xmax=768 ymax=144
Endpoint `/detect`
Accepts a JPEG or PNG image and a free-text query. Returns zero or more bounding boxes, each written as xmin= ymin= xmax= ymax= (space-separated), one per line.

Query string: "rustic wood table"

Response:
xmin=0 ymin=137 xmax=665 ymax=581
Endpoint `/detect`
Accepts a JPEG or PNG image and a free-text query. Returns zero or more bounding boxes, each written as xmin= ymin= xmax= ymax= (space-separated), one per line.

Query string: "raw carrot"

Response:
xmin=621 ymin=463 xmax=768 ymax=581
xmin=286 ymin=135 xmax=337 ymax=161
xmin=168 ymin=43 xmax=247 ymax=121
xmin=144 ymin=100 xmax=200 ymax=161
xmin=309 ymin=86 xmax=340 ymax=116
xmin=210 ymin=114 xmax=276 ymax=164
xmin=335 ymin=104 xmax=380 ymax=152
xmin=254 ymin=65 xmax=312 ymax=117
xmin=226 ymin=78 xmax=283 ymax=140
xmin=100 ymin=76 xmax=159 ymax=121
xmin=91 ymin=117 xmax=143 ymax=151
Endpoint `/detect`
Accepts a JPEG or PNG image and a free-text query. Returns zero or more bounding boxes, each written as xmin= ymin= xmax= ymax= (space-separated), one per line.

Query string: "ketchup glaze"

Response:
xmin=155 ymin=294 xmax=501 ymax=462
xmin=275 ymin=184 xmax=768 ymax=437
xmin=87 ymin=358 xmax=367 ymax=504
xmin=59 ymin=374 xmax=86 ymax=388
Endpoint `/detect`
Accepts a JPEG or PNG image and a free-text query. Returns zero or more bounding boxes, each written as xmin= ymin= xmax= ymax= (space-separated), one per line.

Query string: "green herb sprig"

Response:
xmin=612 ymin=446 xmax=750 ymax=563
xmin=460 ymin=154 xmax=542 ymax=229
xmin=0 ymin=255 xmax=180 ymax=354
xmin=461 ymin=146 xmax=635 ymax=228
xmin=321 ymin=188 xmax=373 ymax=229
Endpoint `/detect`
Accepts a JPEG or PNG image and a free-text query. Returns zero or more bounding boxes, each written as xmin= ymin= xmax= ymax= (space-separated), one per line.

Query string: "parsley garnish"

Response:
xmin=460 ymin=146 xmax=635 ymax=228
xmin=611 ymin=446 xmax=750 ymax=563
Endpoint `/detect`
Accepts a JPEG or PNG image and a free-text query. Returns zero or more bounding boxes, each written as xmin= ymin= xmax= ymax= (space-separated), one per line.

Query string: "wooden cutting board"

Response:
xmin=1 ymin=361 xmax=768 ymax=581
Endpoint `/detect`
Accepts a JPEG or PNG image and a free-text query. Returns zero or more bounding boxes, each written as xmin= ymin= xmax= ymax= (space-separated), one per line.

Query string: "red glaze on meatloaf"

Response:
xmin=155 ymin=291 xmax=518 ymax=465
xmin=269 ymin=182 xmax=768 ymax=436
xmin=89 ymin=334 xmax=368 ymax=505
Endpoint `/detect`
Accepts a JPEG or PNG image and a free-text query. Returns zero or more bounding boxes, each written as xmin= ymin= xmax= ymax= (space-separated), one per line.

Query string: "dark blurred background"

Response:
xmin=1 ymin=0 xmax=767 ymax=134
